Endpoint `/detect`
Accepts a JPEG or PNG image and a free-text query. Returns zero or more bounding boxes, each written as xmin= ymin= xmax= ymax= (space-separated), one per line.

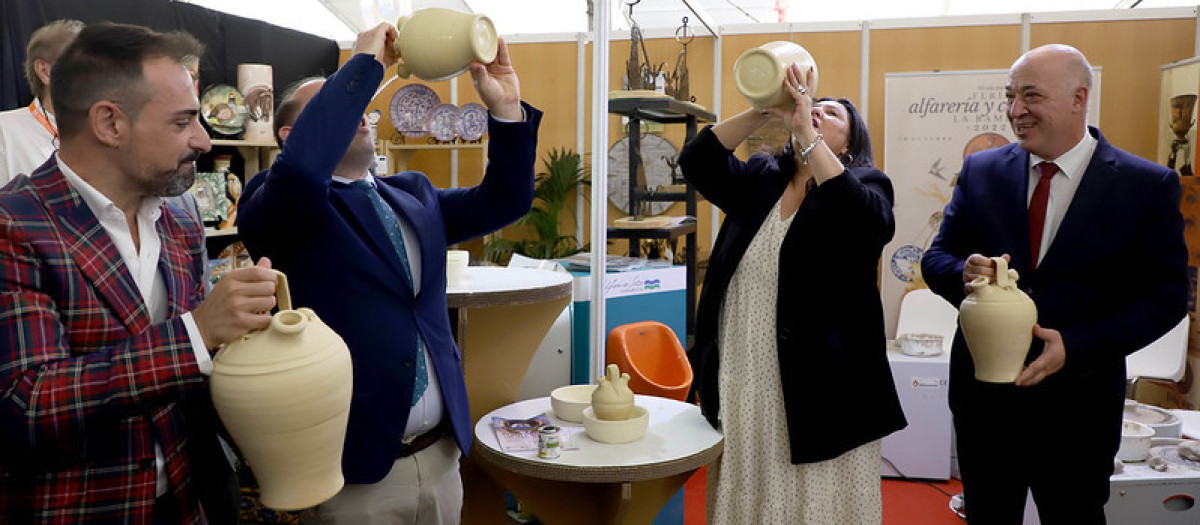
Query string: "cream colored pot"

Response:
xmin=211 ymin=270 xmax=353 ymax=510
xmin=732 ymin=41 xmax=819 ymax=110
xmin=958 ymin=257 xmax=1037 ymax=383
xmin=393 ymin=8 xmax=498 ymax=81
xmin=591 ymin=364 xmax=635 ymax=421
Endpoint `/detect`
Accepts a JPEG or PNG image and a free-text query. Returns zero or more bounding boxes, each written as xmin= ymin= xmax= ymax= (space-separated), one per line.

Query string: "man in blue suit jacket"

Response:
xmin=923 ymin=44 xmax=1187 ymax=524
xmin=237 ymin=24 xmax=539 ymax=524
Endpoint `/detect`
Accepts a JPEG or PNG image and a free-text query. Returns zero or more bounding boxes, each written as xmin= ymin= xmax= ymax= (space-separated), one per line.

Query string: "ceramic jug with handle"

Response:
xmin=958 ymin=256 xmax=1037 ymax=383
xmin=393 ymin=8 xmax=498 ymax=81
xmin=591 ymin=364 xmax=635 ymax=421
xmin=732 ymin=41 xmax=819 ymax=110
xmin=210 ymin=270 xmax=353 ymax=510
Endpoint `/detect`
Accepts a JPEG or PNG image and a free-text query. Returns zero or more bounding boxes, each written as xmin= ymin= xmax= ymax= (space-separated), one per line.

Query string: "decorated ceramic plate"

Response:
xmin=456 ymin=103 xmax=488 ymax=141
xmin=427 ymin=104 xmax=459 ymax=142
xmin=200 ymin=84 xmax=247 ymax=136
xmin=390 ymin=83 xmax=440 ymax=138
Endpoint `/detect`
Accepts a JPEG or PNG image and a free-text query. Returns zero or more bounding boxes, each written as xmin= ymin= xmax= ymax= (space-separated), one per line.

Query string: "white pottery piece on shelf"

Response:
xmin=1118 ymin=419 xmax=1155 ymax=462
xmin=958 ymin=256 xmax=1037 ymax=383
xmin=732 ymin=41 xmax=819 ymax=111
xmin=237 ymin=63 xmax=274 ymax=144
xmin=211 ymin=270 xmax=353 ymax=510
xmin=446 ymin=249 xmax=468 ymax=288
xmin=393 ymin=8 xmax=498 ymax=82
xmin=591 ymin=363 xmax=634 ymax=421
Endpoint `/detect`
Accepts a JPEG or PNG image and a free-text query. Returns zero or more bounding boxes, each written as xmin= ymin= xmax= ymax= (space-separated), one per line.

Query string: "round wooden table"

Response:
xmin=446 ymin=266 xmax=574 ymax=524
xmin=473 ymin=395 xmax=723 ymax=525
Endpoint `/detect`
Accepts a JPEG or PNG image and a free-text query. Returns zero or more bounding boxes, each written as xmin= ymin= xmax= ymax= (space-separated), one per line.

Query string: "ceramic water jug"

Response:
xmin=958 ymin=257 xmax=1037 ymax=383
xmin=211 ymin=270 xmax=353 ymax=510
xmin=591 ymin=364 xmax=635 ymax=421
xmin=733 ymin=41 xmax=819 ymax=110
xmin=393 ymin=8 xmax=498 ymax=81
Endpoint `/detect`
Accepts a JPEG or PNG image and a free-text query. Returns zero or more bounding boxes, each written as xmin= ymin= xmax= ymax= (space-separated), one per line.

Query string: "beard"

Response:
xmin=151 ymin=152 xmax=200 ymax=197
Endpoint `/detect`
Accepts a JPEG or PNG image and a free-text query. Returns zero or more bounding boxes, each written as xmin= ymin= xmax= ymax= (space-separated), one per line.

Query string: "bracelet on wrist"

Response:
xmin=792 ymin=133 xmax=824 ymax=163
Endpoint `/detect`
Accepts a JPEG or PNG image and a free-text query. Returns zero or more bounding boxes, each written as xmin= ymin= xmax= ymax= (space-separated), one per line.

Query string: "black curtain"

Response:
xmin=1 ymin=0 xmax=340 ymax=110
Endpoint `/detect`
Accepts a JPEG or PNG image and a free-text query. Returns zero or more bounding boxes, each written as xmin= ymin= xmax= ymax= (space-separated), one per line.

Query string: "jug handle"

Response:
xmin=392 ymin=16 xmax=412 ymax=79
xmin=990 ymin=256 xmax=1017 ymax=288
xmin=269 ymin=269 xmax=293 ymax=311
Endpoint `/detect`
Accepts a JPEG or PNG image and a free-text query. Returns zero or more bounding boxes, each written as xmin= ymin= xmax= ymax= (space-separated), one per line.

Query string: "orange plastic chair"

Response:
xmin=606 ymin=321 xmax=694 ymax=401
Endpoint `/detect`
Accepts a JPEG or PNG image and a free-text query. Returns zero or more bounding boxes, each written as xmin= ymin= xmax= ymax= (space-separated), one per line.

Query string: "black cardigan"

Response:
xmin=680 ymin=126 xmax=907 ymax=464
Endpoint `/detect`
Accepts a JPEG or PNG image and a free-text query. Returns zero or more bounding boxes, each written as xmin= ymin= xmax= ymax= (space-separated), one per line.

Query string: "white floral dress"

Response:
xmin=711 ymin=197 xmax=882 ymax=525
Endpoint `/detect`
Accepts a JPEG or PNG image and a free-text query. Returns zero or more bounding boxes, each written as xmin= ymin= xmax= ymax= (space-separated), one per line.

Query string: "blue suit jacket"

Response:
xmin=237 ymin=54 xmax=539 ymax=484
xmin=922 ymin=127 xmax=1187 ymax=420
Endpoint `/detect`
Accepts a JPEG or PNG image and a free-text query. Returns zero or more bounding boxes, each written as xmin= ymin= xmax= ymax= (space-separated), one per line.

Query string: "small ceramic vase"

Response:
xmin=958 ymin=257 xmax=1037 ymax=383
xmin=591 ymin=364 xmax=635 ymax=421
xmin=237 ymin=63 xmax=274 ymax=144
xmin=211 ymin=270 xmax=353 ymax=510
xmin=732 ymin=41 xmax=819 ymax=111
xmin=393 ymin=8 xmax=498 ymax=81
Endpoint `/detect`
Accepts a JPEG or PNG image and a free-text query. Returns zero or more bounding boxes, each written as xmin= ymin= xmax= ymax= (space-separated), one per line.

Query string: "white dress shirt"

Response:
xmin=0 ymin=99 xmax=57 ymax=186
xmin=58 ymin=155 xmax=211 ymax=497
xmin=333 ymin=173 xmax=443 ymax=440
xmin=1027 ymin=130 xmax=1099 ymax=266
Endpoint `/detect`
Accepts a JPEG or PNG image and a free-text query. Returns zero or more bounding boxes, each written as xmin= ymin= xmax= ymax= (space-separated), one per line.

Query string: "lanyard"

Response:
xmin=28 ymin=100 xmax=59 ymax=148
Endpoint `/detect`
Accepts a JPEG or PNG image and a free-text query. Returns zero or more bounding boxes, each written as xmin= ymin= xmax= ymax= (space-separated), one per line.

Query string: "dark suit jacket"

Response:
xmin=922 ymin=127 xmax=1187 ymax=439
xmin=679 ymin=127 xmax=907 ymax=464
xmin=0 ymin=160 xmax=224 ymax=523
xmin=237 ymin=54 xmax=539 ymax=484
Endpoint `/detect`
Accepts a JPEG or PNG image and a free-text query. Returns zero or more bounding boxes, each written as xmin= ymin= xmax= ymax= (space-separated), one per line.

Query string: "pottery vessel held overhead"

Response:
xmin=958 ymin=257 xmax=1037 ymax=383
xmin=591 ymin=363 xmax=635 ymax=421
xmin=211 ymin=270 xmax=353 ymax=510
xmin=732 ymin=41 xmax=819 ymax=110
xmin=393 ymin=8 xmax=498 ymax=81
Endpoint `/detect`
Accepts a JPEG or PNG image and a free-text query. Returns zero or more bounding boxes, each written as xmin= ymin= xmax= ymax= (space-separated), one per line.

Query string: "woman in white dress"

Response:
xmin=679 ymin=63 xmax=907 ymax=524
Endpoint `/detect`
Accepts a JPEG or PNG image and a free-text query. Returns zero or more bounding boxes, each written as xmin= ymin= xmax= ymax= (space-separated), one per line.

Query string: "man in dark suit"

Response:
xmin=237 ymin=23 xmax=538 ymax=524
xmin=922 ymin=44 xmax=1188 ymax=524
xmin=0 ymin=23 xmax=279 ymax=523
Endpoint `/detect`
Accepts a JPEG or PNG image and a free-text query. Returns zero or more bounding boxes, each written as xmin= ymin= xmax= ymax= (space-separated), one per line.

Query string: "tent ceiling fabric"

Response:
xmin=187 ymin=0 xmax=1198 ymax=42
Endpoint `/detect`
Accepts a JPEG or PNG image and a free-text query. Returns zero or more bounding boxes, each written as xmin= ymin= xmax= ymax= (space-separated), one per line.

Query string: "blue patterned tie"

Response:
xmin=350 ymin=179 xmax=428 ymax=406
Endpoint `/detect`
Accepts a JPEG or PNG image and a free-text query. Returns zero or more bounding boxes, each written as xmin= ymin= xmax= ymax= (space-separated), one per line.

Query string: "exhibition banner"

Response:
xmin=881 ymin=69 xmax=1100 ymax=337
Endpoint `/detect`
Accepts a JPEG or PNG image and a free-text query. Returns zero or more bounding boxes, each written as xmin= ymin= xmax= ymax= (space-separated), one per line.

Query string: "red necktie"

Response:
xmin=1029 ymin=162 xmax=1058 ymax=270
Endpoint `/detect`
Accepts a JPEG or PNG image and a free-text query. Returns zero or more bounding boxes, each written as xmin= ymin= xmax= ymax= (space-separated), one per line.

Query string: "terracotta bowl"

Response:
xmin=582 ymin=405 xmax=649 ymax=444
xmin=1117 ymin=419 xmax=1154 ymax=462
xmin=550 ymin=384 xmax=597 ymax=423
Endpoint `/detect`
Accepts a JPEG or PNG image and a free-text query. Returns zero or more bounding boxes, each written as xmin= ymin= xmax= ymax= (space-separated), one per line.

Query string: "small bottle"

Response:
xmin=538 ymin=426 xmax=561 ymax=459
xmin=654 ymin=71 xmax=666 ymax=94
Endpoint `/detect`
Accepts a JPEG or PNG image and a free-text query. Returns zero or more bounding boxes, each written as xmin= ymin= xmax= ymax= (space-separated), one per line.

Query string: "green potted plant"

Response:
xmin=485 ymin=147 xmax=590 ymax=264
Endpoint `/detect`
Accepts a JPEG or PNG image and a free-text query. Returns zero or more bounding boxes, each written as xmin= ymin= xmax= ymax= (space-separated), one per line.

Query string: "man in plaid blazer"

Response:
xmin=0 ymin=23 xmax=279 ymax=524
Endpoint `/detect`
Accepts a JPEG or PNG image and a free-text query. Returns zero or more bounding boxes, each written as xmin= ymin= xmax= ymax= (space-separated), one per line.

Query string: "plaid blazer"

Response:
xmin=0 ymin=160 xmax=220 ymax=524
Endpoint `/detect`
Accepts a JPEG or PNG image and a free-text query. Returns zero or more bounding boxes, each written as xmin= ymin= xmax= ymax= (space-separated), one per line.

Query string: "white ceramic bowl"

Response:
xmin=582 ymin=405 xmax=649 ymax=444
xmin=550 ymin=384 xmax=597 ymax=423
xmin=897 ymin=332 xmax=943 ymax=357
xmin=1117 ymin=419 xmax=1155 ymax=462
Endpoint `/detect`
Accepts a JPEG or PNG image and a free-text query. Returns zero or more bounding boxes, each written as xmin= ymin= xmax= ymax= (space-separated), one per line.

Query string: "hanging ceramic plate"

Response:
xmin=427 ymin=104 xmax=459 ymax=142
xmin=390 ymin=83 xmax=440 ymax=138
xmin=200 ymin=84 xmax=247 ymax=136
xmin=455 ymin=103 xmax=488 ymax=141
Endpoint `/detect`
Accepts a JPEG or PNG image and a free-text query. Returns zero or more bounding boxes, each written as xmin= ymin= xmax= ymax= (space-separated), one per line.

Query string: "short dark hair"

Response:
xmin=816 ymin=97 xmax=874 ymax=169
xmin=51 ymin=23 xmax=204 ymax=141
xmin=24 ymin=19 xmax=84 ymax=98
xmin=274 ymin=76 xmax=325 ymax=143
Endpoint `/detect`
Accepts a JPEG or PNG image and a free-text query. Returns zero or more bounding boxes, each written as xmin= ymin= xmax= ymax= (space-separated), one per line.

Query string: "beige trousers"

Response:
xmin=302 ymin=435 xmax=463 ymax=525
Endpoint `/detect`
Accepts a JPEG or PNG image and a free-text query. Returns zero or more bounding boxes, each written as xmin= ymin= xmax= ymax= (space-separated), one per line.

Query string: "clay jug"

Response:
xmin=958 ymin=257 xmax=1038 ymax=383
xmin=393 ymin=8 xmax=498 ymax=81
xmin=210 ymin=270 xmax=353 ymax=510
xmin=733 ymin=41 xmax=819 ymax=110
xmin=591 ymin=364 xmax=635 ymax=421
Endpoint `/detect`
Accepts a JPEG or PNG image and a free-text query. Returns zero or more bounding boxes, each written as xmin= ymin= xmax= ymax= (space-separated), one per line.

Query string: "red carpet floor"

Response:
xmin=683 ymin=470 xmax=964 ymax=525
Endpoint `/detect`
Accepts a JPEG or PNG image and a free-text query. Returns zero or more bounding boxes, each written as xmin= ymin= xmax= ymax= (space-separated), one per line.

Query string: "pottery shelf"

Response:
xmin=210 ymin=138 xmax=278 ymax=177
xmin=385 ymin=140 xmax=488 ymax=175
xmin=607 ymin=97 xmax=716 ymax=341
xmin=205 ymin=226 xmax=239 ymax=238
